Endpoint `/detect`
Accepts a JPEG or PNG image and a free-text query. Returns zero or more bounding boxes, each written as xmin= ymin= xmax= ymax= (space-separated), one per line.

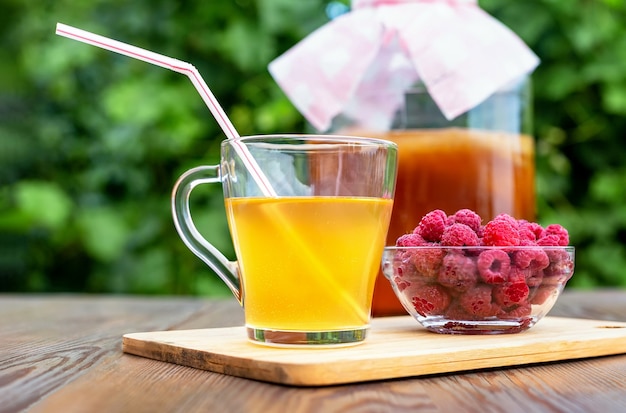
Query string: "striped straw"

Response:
xmin=55 ymin=23 xmax=277 ymax=197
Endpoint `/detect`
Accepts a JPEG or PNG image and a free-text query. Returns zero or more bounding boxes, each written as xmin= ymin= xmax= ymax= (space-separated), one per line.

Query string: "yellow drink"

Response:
xmin=225 ymin=196 xmax=393 ymax=332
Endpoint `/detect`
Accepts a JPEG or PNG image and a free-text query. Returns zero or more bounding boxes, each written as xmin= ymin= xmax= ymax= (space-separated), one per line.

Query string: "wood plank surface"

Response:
xmin=3 ymin=290 xmax=626 ymax=413
xmin=0 ymin=295 xmax=242 ymax=413
xmin=122 ymin=316 xmax=626 ymax=386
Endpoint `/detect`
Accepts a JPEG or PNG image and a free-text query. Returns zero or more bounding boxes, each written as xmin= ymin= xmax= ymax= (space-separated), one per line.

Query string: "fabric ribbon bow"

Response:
xmin=268 ymin=0 xmax=539 ymax=132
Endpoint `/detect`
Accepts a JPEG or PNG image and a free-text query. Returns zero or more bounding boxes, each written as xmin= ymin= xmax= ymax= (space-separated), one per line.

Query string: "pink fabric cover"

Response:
xmin=268 ymin=0 xmax=539 ymax=132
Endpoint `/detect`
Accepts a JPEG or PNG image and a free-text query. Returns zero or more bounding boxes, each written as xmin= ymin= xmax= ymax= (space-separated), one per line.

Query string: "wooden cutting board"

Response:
xmin=122 ymin=316 xmax=626 ymax=387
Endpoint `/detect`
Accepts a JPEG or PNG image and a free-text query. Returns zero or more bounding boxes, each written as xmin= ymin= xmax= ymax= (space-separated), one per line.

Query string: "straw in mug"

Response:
xmin=55 ymin=22 xmax=276 ymax=197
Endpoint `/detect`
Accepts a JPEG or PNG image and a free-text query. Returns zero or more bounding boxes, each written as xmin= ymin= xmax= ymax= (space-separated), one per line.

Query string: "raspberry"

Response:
xmin=502 ymin=301 xmax=532 ymax=318
xmin=440 ymin=223 xmax=480 ymax=246
xmin=409 ymin=247 xmax=445 ymax=280
xmin=482 ymin=218 xmax=521 ymax=246
xmin=529 ymin=285 xmax=558 ymax=305
xmin=545 ymin=248 xmax=571 ymax=265
xmin=396 ymin=233 xmax=426 ymax=247
xmin=525 ymin=268 xmax=544 ymax=288
xmin=392 ymin=275 xmax=411 ymax=292
xmin=391 ymin=250 xmax=422 ymax=285
xmin=508 ymin=266 xmax=527 ymax=283
xmin=518 ymin=238 xmax=538 ymax=247
xmin=459 ymin=285 xmax=499 ymax=317
xmin=476 ymin=225 xmax=484 ymax=238
xmin=415 ymin=209 xmax=448 ymax=242
xmin=408 ymin=283 xmax=451 ymax=316
xmin=493 ymin=282 xmax=530 ymax=308
xmin=494 ymin=213 xmax=520 ymax=228
xmin=513 ymin=248 xmax=549 ymax=271
xmin=477 ymin=249 xmax=511 ymax=284
xmin=518 ymin=228 xmax=536 ymax=243
xmin=530 ymin=285 xmax=558 ymax=305
xmin=443 ymin=302 xmax=473 ymax=320
xmin=543 ymin=249 xmax=575 ymax=284
xmin=519 ymin=221 xmax=545 ymax=242
xmin=448 ymin=209 xmax=482 ymax=233
xmin=438 ymin=252 xmax=478 ymax=292
xmin=543 ymin=224 xmax=569 ymax=246
xmin=536 ymin=234 xmax=561 ymax=246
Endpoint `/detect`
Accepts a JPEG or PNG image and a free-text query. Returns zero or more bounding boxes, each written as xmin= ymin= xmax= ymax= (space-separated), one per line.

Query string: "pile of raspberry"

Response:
xmin=391 ymin=209 xmax=574 ymax=322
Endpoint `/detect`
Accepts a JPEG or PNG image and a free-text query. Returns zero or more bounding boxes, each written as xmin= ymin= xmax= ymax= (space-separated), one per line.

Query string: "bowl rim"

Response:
xmin=383 ymin=245 xmax=575 ymax=252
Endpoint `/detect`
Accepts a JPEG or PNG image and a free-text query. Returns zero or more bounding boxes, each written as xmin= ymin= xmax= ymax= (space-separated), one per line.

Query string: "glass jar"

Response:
xmin=331 ymin=76 xmax=536 ymax=316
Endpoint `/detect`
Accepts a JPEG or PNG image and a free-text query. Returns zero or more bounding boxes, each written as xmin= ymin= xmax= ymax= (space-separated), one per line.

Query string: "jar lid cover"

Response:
xmin=268 ymin=0 xmax=538 ymax=131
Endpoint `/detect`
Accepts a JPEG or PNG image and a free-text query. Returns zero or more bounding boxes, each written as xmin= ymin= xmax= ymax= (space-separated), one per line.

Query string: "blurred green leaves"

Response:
xmin=15 ymin=181 xmax=73 ymax=230
xmin=0 ymin=0 xmax=327 ymax=294
xmin=2 ymin=0 xmax=626 ymax=293
xmin=77 ymin=206 xmax=130 ymax=262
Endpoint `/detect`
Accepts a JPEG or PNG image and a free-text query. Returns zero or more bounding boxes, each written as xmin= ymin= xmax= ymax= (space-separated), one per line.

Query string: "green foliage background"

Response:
xmin=1 ymin=0 xmax=625 ymax=295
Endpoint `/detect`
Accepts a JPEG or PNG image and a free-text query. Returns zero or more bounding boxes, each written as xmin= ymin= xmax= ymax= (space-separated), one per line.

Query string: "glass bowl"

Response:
xmin=381 ymin=246 xmax=575 ymax=334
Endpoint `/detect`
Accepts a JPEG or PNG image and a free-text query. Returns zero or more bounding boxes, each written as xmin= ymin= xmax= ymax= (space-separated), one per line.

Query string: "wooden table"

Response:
xmin=2 ymin=290 xmax=626 ymax=412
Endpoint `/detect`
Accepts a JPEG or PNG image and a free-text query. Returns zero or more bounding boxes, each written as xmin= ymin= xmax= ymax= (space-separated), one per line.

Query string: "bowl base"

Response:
xmin=420 ymin=316 xmax=537 ymax=335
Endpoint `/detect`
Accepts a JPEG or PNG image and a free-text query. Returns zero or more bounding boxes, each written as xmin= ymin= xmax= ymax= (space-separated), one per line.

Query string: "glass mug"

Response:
xmin=171 ymin=135 xmax=398 ymax=346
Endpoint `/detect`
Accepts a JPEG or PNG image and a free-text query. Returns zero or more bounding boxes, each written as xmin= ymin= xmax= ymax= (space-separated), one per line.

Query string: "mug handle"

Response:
xmin=171 ymin=165 xmax=242 ymax=303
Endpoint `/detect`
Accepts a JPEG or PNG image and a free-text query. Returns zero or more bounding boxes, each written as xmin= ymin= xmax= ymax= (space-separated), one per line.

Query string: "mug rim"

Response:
xmin=226 ymin=134 xmax=398 ymax=149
